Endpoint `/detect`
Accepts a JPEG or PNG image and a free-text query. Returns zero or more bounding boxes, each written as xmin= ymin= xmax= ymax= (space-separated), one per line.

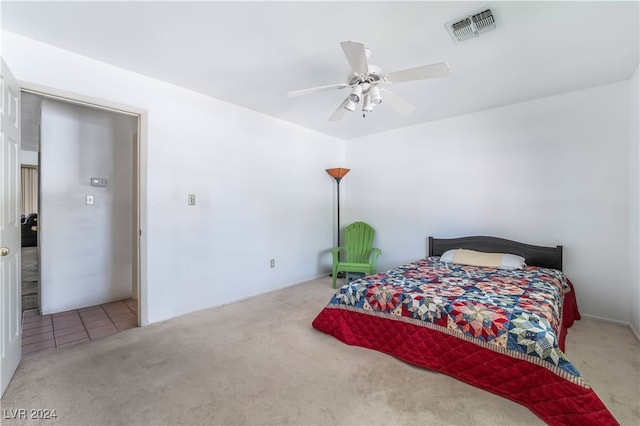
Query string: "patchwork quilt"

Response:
xmin=312 ymin=257 xmax=618 ymax=425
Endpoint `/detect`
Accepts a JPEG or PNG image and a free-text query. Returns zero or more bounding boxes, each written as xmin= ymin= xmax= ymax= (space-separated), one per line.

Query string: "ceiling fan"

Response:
xmin=287 ymin=40 xmax=450 ymax=121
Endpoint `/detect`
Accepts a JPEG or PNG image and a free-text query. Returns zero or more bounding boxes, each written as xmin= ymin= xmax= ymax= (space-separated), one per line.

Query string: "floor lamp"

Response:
xmin=326 ymin=168 xmax=350 ymax=248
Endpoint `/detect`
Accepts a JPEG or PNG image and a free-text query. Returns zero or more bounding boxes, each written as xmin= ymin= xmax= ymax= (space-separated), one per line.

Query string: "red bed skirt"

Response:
xmin=558 ymin=280 xmax=581 ymax=352
xmin=312 ymin=281 xmax=617 ymax=426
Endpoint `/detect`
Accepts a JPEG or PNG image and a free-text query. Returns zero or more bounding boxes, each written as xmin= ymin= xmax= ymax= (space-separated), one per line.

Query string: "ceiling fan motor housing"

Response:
xmin=347 ymin=70 xmax=381 ymax=86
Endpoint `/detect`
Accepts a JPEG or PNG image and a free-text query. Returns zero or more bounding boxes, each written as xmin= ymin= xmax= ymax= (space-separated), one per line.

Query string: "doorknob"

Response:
xmin=0 ymin=247 xmax=9 ymax=256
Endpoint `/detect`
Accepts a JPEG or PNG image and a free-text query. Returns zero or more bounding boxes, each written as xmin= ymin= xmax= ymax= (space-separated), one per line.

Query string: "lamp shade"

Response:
xmin=343 ymin=98 xmax=357 ymax=112
xmin=326 ymin=168 xmax=350 ymax=180
xmin=369 ymin=85 xmax=382 ymax=105
xmin=362 ymin=93 xmax=373 ymax=112
xmin=348 ymin=85 xmax=363 ymax=103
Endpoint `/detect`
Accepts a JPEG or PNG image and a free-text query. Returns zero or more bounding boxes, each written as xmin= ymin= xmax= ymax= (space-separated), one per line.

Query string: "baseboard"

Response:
xmin=581 ymin=313 xmax=629 ymax=326
xmin=630 ymin=323 xmax=640 ymax=342
xmin=145 ymin=273 xmax=332 ymax=326
xmin=581 ymin=314 xmax=640 ymax=342
xmin=216 ymin=273 xmax=331 ymax=309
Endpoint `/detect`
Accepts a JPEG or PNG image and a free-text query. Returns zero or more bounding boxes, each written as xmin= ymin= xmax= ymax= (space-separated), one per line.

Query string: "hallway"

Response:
xmin=22 ymin=299 xmax=138 ymax=357
xmin=21 ymin=246 xmax=38 ymax=312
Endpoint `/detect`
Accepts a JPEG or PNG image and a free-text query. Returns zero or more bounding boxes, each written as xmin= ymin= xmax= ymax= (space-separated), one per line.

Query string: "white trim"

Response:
xmin=580 ymin=314 xmax=639 ymax=342
xmin=629 ymin=323 xmax=640 ymax=343
xmin=581 ymin=314 xmax=640 ymax=342
xmin=19 ymin=82 xmax=143 ymax=117
xmin=146 ymin=274 xmax=331 ymax=325
xmin=19 ymin=80 xmax=150 ymax=327
xmin=580 ymin=314 xmax=629 ymax=327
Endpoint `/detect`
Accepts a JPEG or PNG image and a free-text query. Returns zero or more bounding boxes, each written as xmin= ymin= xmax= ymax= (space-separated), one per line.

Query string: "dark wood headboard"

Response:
xmin=428 ymin=236 xmax=563 ymax=271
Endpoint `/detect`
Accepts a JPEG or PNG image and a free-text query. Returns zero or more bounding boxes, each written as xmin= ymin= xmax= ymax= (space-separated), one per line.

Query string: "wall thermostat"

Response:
xmin=90 ymin=177 xmax=107 ymax=187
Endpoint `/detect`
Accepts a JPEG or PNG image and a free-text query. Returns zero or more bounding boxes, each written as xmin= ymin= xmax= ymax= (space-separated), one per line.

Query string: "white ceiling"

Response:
xmin=2 ymin=1 xmax=639 ymax=140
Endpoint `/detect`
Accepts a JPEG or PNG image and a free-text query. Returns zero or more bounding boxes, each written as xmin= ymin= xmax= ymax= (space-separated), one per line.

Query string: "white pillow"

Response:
xmin=440 ymin=249 xmax=457 ymax=263
xmin=439 ymin=249 xmax=526 ymax=270
xmin=499 ymin=253 xmax=527 ymax=270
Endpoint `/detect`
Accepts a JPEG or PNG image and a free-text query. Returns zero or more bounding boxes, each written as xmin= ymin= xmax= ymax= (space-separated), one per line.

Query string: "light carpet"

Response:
xmin=1 ymin=276 xmax=639 ymax=425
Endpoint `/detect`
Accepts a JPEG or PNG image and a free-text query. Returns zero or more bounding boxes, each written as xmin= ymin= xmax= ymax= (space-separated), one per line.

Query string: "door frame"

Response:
xmin=20 ymin=81 xmax=148 ymax=326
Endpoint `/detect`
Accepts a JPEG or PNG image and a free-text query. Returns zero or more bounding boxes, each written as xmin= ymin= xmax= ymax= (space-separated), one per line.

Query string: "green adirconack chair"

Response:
xmin=331 ymin=221 xmax=381 ymax=289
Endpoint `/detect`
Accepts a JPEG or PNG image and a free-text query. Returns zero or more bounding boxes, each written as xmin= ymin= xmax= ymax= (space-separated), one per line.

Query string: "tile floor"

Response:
xmin=22 ymin=299 xmax=138 ymax=357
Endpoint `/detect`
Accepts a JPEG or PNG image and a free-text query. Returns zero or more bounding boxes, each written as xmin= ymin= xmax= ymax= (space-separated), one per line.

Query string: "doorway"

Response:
xmin=20 ymin=93 xmax=40 ymax=312
xmin=19 ymin=90 xmax=141 ymax=333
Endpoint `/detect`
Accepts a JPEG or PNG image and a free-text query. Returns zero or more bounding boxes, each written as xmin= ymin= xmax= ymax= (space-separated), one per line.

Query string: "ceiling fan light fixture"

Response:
xmin=369 ymin=85 xmax=382 ymax=105
xmin=348 ymin=85 xmax=363 ymax=102
xmin=344 ymin=98 xmax=357 ymax=112
xmin=362 ymin=93 xmax=373 ymax=113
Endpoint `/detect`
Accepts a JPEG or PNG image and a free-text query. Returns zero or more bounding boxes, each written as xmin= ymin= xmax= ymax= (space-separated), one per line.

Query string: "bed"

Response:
xmin=312 ymin=236 xmax=618 ymax=425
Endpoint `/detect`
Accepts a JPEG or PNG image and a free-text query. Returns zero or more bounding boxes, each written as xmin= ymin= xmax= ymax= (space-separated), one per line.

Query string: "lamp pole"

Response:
xmin=326 ymin=168 xmax=350 ymax=247
xmin=335 ymin=176 xmax=343 ymax=247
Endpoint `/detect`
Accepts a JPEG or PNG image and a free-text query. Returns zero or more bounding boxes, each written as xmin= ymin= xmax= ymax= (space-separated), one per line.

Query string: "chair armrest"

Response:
xmin=331 ymin=246 xmax=344 ymax=263
xmin=369 ymin=248 xmax=382 ymax=273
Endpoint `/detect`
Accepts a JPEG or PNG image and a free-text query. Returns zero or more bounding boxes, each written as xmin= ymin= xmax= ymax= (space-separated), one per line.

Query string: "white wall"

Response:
xmin=40 ymin=99 xmax=136 ymax=313
xmin=2 ymin=31 xmax=343 ymax=324
xmin=345 ymin=82 xmax=632 ymax=323
xmin=20 ymin=151 xmax=37 ymax=166
xmin=630 ymin=65 xmax=639 ymax=337
xmin=5 ymin=30 xmax=634 ymax=327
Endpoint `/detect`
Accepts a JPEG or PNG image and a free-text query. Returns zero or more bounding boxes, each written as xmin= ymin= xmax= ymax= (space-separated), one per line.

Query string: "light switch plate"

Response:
xmin=86 ymin=195 xmax=94 ymax=205
xmin=90 ymin=177 xmax=107 ymax=187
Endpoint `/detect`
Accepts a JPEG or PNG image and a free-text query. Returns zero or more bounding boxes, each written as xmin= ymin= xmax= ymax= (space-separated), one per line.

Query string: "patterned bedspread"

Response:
xmin=312 ymin=257 xmax=618 ymax=425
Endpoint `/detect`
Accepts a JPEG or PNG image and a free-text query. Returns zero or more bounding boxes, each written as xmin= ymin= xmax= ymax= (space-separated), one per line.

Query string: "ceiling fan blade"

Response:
xmin=328 ymin=97 xmax=352 ymax=121
xmin=380 ymin=89 xmax=415 ymax=114
xmin=287 ymin=83 xmax=350 ymax=97
xmin=340 ymin=41 xmax=369 ymax=75
xmin=384 ymin=62 xmax=450 ymax=83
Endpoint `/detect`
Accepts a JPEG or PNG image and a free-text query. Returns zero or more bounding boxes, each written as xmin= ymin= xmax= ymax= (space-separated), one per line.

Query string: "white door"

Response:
xmin=1 ymin=58 xmax=22 ymax=397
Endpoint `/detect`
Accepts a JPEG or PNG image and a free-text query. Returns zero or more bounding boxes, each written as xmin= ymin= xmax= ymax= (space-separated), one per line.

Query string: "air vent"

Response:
xmin=446 ymin=7 xmax=496 ymax=42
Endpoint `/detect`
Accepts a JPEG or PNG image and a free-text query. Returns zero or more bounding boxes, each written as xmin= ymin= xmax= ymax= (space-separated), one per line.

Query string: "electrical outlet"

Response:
xmin=270 ymin=259 xmax=275 ymax=268
xmin=188 ymin=194 xmax=196 ymax=205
